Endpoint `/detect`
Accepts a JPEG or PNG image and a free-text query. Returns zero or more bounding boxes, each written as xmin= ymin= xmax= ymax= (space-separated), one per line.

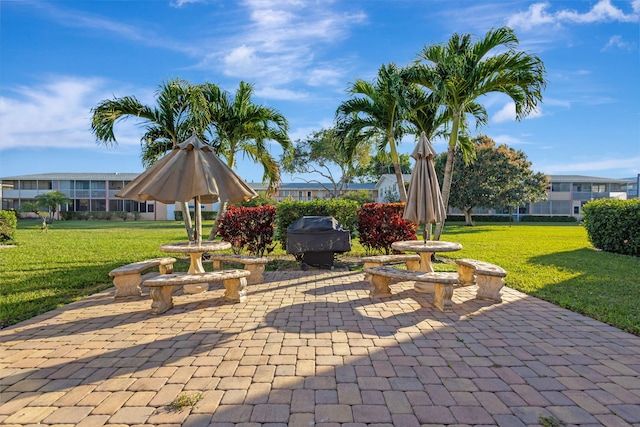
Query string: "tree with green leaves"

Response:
xmin=91 ymin=78 xmax=209 ymax=241
xmin=34 ymin=191 xmax=70 ymax=221
xmin=353 ymin=151 xmax=412 ymax=183
xmin=434 ymin=135 xmax=547 ymax=225
xmin=336 ymin=63 xmax=422 ymax=202
xmin=408 ymin=27 xmax=547 ymax=239
xmin=204 ymin=81 xmax=291 ymax=239
xmin=282 ymin=128 xmax=370 ymax=197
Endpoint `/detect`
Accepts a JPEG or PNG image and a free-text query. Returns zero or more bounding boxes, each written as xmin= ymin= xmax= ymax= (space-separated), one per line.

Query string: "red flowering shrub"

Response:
xmin=217 ymin=205 xmax=277 ymax=256
xmin=357 ymin=203 xmax=417 ymax=254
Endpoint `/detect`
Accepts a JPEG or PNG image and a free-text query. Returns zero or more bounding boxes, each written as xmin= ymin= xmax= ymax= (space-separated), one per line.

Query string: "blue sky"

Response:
xmin=1 ymin=0 xmax=639 ymax=183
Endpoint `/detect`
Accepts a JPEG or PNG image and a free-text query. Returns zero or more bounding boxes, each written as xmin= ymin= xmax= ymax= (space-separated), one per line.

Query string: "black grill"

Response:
xmin=286 ymin=216 xmax=351 ymax=269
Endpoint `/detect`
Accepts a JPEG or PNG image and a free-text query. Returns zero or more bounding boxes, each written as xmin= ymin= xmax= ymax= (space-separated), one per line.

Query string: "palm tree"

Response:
xmin=91 ymin=79 xmax=209 ymax=241
xmin=407 ymin=27 xmax=547 ymax=239
xmin=204 ymin=81 xmax=291 ymax=239
xmin=336 ymin=63 xmax=418 ymax=202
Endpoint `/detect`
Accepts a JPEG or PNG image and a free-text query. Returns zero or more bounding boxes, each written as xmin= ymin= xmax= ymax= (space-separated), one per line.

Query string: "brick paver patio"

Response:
xmin=1 ymin=270 xmax=639 ymax=426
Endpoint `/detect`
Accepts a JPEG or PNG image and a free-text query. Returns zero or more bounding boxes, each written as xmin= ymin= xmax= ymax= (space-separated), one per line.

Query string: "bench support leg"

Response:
xmin=475 ymin=275 xmax=503 ymax=303
xmin=245 ymin=264 xmax=265 ymax=285
xmin=456 ymin=265 xmax=476 ymax=287
xmin=433 ymin=283 xmax=453 ymax=312
xmin=363 ymin=262 xmax=382 ymax=283
xmin=149 ymin=286 xmax=174 ymax=315
xmin=224 ymin=277 xmax=247 ymax=303
xmin=113 ymin=274 xmax=143 ymax=297
xmin=368 ymin=274 xmax=392 ymax=298
xmin=212 ymin=260 xmax=223 ymax=270
xmin=405 ymin=260 xmax=421 ymax=271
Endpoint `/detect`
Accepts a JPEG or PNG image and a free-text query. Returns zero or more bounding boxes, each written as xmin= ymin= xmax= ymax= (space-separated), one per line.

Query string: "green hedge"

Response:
xmin=0 ymin=210 xmax=18 ymax=242
xmin=274 ymin=199 xmax=359 ymax=248
xmin=520 ymin=215 xmax=577 ymax=223
xmin=174 ymin=210 xmax=218 ymax=221
xmin=582 ymin=199 xmax=640 ymax=256
xmin=60 ymin=211 xmax=140 ymax=221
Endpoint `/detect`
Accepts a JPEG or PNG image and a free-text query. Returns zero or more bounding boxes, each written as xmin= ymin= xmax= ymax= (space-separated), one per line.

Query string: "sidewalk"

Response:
xmin=1 ymin=270 xmax=639 ymax=426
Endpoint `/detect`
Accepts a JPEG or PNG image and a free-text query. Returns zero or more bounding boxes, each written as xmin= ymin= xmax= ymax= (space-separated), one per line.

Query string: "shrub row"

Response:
xmin=60 ymin=211 xmax=141 ymax=221
xmin=0 ymin=210 xmax=18 ymax=242
xmin=174 ymin=210 xmax=218 ymax=221
xmin=446 ymin=214 xmax=577 ymax=223
xmin=582 ymin=199 xmax=639 ymax=257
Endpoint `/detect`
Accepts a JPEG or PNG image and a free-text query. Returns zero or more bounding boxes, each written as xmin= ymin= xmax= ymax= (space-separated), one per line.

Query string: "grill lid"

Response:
xmin=286 ymin=216 xmax=351 ymax=254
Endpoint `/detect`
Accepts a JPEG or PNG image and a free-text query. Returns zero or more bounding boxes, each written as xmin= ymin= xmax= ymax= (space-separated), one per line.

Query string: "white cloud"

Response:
xmin=602 ymin=35 xmax=634 ymax=51
xmin=492 ymin=102 xmax=543 ymax=123
xmin=0 ymin=77 xmax=144 ymax=151
xmin=254 ymin=86 xmax=309 ymax=101
xmin=507 ymin=0 xmax=639 ymax=31
xmin=492 ymin=134 xmax=533 ymax=146
xmin=170 ymin=0 xmax=205 ymax=8
xmin=207 ymin=1 xmax=366 ymax=97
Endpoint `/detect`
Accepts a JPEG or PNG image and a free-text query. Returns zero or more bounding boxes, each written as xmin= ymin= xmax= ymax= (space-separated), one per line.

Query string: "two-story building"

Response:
xmin=0 ymin=173 xmax=377 ymax=220
xmin=375 ymin=173 xmax=637 ymax=220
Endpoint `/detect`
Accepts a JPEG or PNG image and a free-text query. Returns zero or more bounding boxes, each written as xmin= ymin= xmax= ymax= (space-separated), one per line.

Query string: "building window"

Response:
xmin=76 ymin=199 xmax=90 ymax=211
xmin=92 ymin=199 xmax=106 ymax=211
xmin=109 ymin=199 xmax=123 ymax=211
xmin=592 ymin=184 xmax=606 ymax=193
xmin=37 ymin=181 xmax=53 ymax=190
xmin=147 ymin=203 xmax=155 ymax=213
xmin=573 ymin=183 xmax=591 ymax=192
xmin=21 ymin=180 xmax=37 ymax=190
xmin=109 ymin=181 xmax=124 ymax=190
xmin=551 ymin=182 xmax=569 ymax=192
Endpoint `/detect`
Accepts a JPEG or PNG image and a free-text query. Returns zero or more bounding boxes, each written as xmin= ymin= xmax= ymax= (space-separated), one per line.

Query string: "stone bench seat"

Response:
xmin=455 ymin=258 xmax=506 ymax=302
xmin=109 ymin=257 xmax=176 ymax=298
xmin=364 ymin=266 xmax=459 ymax=312
xmin=143 ymin=270 xmax=251 ymax=315
xmin=209 ymin=254 xmax=268 ymax=284
xmin=362 ymin=254 xmax=421 ymax=270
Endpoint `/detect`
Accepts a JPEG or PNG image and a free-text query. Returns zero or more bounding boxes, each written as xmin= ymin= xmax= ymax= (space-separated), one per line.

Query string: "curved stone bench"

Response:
xmin=362 ymin=254 xmax=421 ymax=270
xmin=209 ymin=254 xmax=268 ymax=284
xmin=109 ymin=257 xmax=176 ymax=297
xmin=364 ymin=266 xmax=459 ymax=312
xmin=143 ymin=269 xmax=251 ymax=315
xmin=455 ymin=258 xmax=506 ymax=303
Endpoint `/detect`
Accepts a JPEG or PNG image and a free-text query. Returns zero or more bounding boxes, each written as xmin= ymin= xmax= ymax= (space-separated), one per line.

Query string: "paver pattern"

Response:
xmin=1 ymin=270 xmax=639 ymax=426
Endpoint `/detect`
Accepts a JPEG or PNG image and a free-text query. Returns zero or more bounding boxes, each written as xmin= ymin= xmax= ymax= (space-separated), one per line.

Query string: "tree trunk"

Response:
xmin=180 ymin=202 xmax=194 ymax=242
xmin=388 ymin=135 xmax=408 ymax=202
xmin=208 ymin=200 xmax=228 ymax=241
xmin=433 ymin=113 xmax=461 ymax=241
xmin=463 ymin=207 xmax=474 ymax=226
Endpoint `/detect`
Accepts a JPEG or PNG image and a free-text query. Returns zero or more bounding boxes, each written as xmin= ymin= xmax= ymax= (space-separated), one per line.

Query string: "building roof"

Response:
xmin=548 ymin=175 xmax=635 ymax=183
xmin=0 ymin=172 xmax=140 ymax=181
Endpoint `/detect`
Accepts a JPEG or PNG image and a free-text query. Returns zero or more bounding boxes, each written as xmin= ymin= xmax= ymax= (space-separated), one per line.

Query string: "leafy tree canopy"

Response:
xmin=281 ymin=128 xmax=371 ymax=198
xmin=353 ymin=151 xmax=412 ymax=183
xmin=434 ymin=135 xmax=547 ymax=225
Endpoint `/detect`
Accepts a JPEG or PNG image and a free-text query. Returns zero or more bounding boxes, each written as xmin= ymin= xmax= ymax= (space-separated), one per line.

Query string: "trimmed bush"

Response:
xmin=217 ymin=205 xmax=277 ymax=256
xmin=582 ymin=199 xmax=640 ymax=257
xmin=520 ymin=215 xmax=577 ymax=223
xmin=0 ymin=210 xmax=18 ymax=242
xmin=358 ymin=203 xmax=417 ymax=254
xmin=275 ymin=199 xmax=359 ymax=248
xmin=174 ymin=210 xmax=217 ymax=221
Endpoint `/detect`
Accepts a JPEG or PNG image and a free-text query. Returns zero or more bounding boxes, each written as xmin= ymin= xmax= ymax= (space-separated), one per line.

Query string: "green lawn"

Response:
xmin=1 ymin=219 xmax=638 ymax=335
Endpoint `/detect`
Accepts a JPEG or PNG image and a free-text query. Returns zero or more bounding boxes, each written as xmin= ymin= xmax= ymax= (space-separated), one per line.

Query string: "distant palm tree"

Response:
xmin=91 ymin=78 xmax=209 ymax=240
xmin=336 ymin=63 xmax=417 ymax=202
xmin=204 ymin=81 xmax=291 ymax=239
xmin=407 ymin=27 xmax=546 ymax=239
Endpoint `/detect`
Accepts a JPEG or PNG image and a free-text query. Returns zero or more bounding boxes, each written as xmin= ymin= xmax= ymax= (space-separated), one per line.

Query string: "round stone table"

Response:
xmin=391 ymin=240 xmax=463 ymax=273
xmin=159 ymin=241 xmax=231 ymax=293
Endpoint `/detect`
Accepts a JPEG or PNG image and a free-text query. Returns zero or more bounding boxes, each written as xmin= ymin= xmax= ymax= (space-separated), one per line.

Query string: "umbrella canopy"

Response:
xmin=116 ymin=134 xmax=257 ymax=205
xmin=403 ymin=132 xmax=446 ymax=240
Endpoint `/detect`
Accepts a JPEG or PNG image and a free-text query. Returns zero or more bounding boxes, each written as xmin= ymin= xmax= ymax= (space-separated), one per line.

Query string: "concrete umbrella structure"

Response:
xmin=116 ymin=134 xmax=257 ymax=242
xmin=403 ymin=132 xmax=446 ymax=241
